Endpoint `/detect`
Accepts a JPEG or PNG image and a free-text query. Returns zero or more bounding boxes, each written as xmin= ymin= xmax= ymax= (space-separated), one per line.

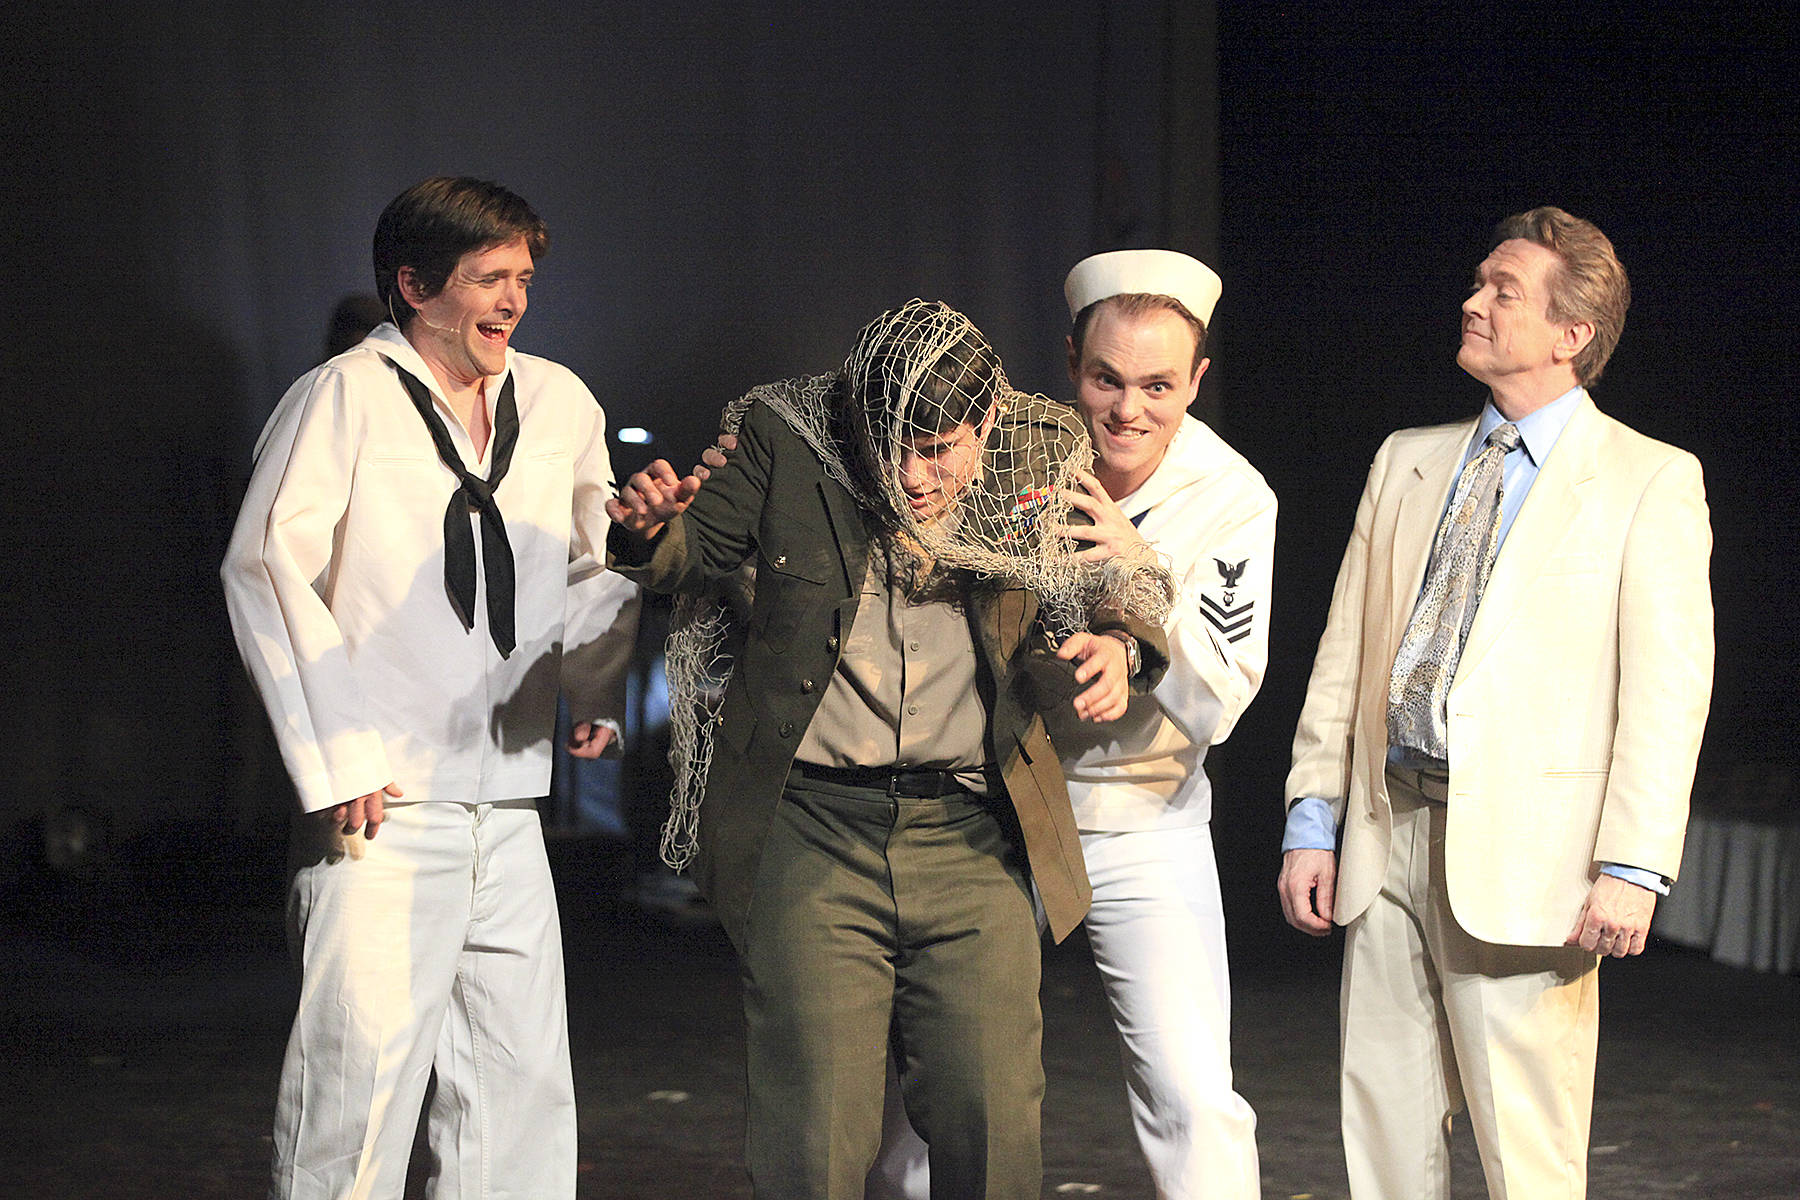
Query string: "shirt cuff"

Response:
xmin=574 ymin=717 xmax=626 ymax=760
xmin=1599 ymin=862 xmax=1671 ymax=896
xmin=1279 ymin=804 xmax=1669 ymax=895
xmin=1282 ymin=796 xmax=1338 ymax=853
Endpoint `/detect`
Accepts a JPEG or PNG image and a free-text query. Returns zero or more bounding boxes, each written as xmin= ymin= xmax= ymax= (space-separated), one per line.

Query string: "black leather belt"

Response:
xmin=1386 ymin=762 xmax=1451 ymax=804
xmin=790 ymin=761 xmax=981 ymax=798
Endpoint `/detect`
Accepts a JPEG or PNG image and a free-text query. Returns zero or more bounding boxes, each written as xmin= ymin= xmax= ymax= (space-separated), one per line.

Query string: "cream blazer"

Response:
xmin=1286 ymin=394 xmax=1714 ymax=946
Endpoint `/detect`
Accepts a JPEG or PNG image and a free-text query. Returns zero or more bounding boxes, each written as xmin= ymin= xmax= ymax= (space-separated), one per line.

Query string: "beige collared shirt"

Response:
xmin=796 ymin=550 xmax=991 ymax=788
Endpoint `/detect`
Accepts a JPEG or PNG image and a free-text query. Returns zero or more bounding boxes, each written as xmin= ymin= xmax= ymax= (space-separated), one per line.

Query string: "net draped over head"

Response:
xmin=659 ymin=299 xmax=1174 ymax=870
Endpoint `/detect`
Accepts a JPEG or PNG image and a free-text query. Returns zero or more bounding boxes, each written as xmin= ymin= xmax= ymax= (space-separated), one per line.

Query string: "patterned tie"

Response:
xmin=1388 ymin=422 xmax=1522 ymax=759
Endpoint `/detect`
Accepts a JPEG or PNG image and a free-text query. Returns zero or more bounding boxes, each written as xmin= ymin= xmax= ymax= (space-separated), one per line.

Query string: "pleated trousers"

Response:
xmin=270 ymin=800 xmax=575 ymax=1200
xmin=742 ymin=770 xmax=1043 ymax=1200
xmin=1340 ymin=770 xmax=1600 ymax=1200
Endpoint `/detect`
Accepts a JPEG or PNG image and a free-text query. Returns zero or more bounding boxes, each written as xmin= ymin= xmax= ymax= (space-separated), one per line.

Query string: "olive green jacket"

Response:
xmin=610 ymin=396 xmax=1167 ymax=951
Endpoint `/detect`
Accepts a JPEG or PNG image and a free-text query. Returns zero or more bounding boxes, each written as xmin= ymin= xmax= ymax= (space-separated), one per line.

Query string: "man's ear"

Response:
xmin=1189 ymin=357 xmax=1211 ymax=399
xmin=396 ymin=267 xmax=428 ymax=309
xmin=1555 ymin=320 xmax=1595 ymax=367
xmin=1066 ymin=334 xmax=1080 ymax=382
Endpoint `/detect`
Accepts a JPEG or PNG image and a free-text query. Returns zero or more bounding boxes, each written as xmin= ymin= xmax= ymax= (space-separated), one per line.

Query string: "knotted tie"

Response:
xmin=393 ymin=365 xmax=521 ymax=657
xmin=1388 ymin=422 xmax=1521 ymax=758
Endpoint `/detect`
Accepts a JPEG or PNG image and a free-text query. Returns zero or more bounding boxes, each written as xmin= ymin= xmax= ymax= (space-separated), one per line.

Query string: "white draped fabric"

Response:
xmin=1654 ymin=813 xmax=1800 ymax=974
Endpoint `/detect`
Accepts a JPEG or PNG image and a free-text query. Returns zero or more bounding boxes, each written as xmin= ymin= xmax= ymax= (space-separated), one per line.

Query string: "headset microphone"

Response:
xmin=387 ymin=292 xmax=462 ymax=336
xmin=415 ymin=312 xmax=463 ymax=336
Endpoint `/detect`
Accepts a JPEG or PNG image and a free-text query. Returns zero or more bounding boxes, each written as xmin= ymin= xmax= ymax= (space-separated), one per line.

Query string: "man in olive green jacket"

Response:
xmin=608 ymin=301 xmax=1166 ymax=1199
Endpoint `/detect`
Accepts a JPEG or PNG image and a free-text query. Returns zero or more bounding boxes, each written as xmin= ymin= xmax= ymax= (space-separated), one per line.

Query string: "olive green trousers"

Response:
xmin=740 ymin=769 xmax=1043 ymax=1200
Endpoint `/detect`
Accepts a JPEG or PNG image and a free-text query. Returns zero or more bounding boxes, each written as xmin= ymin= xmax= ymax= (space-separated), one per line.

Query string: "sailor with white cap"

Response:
xmin=1051 ymin=249 xmax=1273 ymax=1199
xmin=868 ymin=253 xmax=1273 ymax=1200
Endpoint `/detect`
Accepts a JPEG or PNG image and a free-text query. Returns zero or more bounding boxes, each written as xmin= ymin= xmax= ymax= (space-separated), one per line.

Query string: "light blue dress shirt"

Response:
xmin=1283 ymin=387 xmax=1670 ymax=894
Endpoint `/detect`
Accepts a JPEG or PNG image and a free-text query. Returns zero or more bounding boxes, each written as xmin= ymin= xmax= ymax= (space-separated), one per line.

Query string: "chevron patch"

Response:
xmin=1202 ymin=592 xmax=1255 ymax=643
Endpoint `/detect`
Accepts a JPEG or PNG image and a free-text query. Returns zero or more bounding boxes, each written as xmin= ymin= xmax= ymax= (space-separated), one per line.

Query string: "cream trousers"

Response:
xmin=1341 ymin=772 xmax=1599 ymax=1200
xmin=270 ymin=800 xmax=575 ymax=1200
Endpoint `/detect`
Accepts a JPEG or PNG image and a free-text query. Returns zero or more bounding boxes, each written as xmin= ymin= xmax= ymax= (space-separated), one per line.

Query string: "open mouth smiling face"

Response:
xmin=411 ymin=236 xmax=535 ymax=385
xmin=1072 ymin=304 xmax=1204 ymax=498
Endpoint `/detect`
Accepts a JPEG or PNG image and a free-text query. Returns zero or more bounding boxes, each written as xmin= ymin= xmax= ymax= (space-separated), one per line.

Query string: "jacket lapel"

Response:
xmin=1387 ymin=421 xmax=1475 ymax=649
xmin=965 ymin=584 xmax=1027 ymax=669
xmin=816 ymin=475 xmax=870 ymax=603
xmin=1457 ymin=396 xmax=1600 ymax=676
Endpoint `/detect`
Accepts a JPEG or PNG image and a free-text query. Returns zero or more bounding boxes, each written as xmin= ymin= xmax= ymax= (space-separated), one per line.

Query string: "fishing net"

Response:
xmin=659 ymin=299 xmax=1173 ymax=869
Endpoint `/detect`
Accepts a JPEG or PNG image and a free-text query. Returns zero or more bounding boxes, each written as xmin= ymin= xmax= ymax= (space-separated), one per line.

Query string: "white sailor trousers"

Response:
xmin=270 ymin=800 xmax=575 ymax=1200
xmin=1079 ymin=823 xmax=1261 ymax=1200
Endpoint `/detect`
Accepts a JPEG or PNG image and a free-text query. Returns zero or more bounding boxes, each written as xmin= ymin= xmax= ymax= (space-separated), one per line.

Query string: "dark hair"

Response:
xmin=1492 ymin=206 xmax=1630 ymax=386
xmin=835 ymin=301 xmax=1003 ymax=507
xmin=372 ymin=177 xmax=548 ymax=330
xmin=1070 ymin=294 xmax=1208 ymax=374
xmin=906 ymin=327 xmax=1002 ymax=434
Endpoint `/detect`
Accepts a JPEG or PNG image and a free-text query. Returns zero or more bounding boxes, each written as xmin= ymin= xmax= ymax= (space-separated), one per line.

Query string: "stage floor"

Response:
xmin=4 ymin=846 xmax=1794 ymax=1199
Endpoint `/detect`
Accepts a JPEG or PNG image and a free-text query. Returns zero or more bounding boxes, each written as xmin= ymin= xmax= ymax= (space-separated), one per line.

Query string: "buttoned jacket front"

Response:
xmin=612 ymin=396 xmax=1167 ymax=951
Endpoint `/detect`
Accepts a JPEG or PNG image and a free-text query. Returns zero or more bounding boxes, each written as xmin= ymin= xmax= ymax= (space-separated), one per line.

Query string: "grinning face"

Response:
xmin=402 ymin=236 xmax=534 ymax=391
xmin=894 ymin=410 xmax=993 ymax=525
xmin=1070 ymin=303 xmax=1206 ymax=500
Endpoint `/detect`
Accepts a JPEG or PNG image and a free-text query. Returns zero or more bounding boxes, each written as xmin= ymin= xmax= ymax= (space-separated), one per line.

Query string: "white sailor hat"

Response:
xmin=1063 ymin=249 xmax=1222 ymax=325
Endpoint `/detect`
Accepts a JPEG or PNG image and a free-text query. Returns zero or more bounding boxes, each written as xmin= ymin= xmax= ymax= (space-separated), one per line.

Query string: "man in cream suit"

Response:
xmin=1278 ymin=207 xmax=1713 ymax=1199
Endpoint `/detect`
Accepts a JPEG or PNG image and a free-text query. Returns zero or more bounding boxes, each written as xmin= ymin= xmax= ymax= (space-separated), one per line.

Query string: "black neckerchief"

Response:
xmin=392 ymin=363 xmax=521 ymax=656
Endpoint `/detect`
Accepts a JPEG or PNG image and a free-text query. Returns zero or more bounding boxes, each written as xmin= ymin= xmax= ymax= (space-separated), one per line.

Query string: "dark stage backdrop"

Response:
xmin=4 ymin=5 xmax=1793 ymax=956
xmin=5 ymin=2 xmax=1219 ymax=886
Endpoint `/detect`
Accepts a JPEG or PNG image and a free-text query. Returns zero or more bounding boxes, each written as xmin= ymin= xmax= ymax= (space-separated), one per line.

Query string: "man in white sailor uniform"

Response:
xmin=222 ymin=176 xmax=635 ymax=1200
xmin=1050 ymin=250 xmax=1273 ymax=1200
